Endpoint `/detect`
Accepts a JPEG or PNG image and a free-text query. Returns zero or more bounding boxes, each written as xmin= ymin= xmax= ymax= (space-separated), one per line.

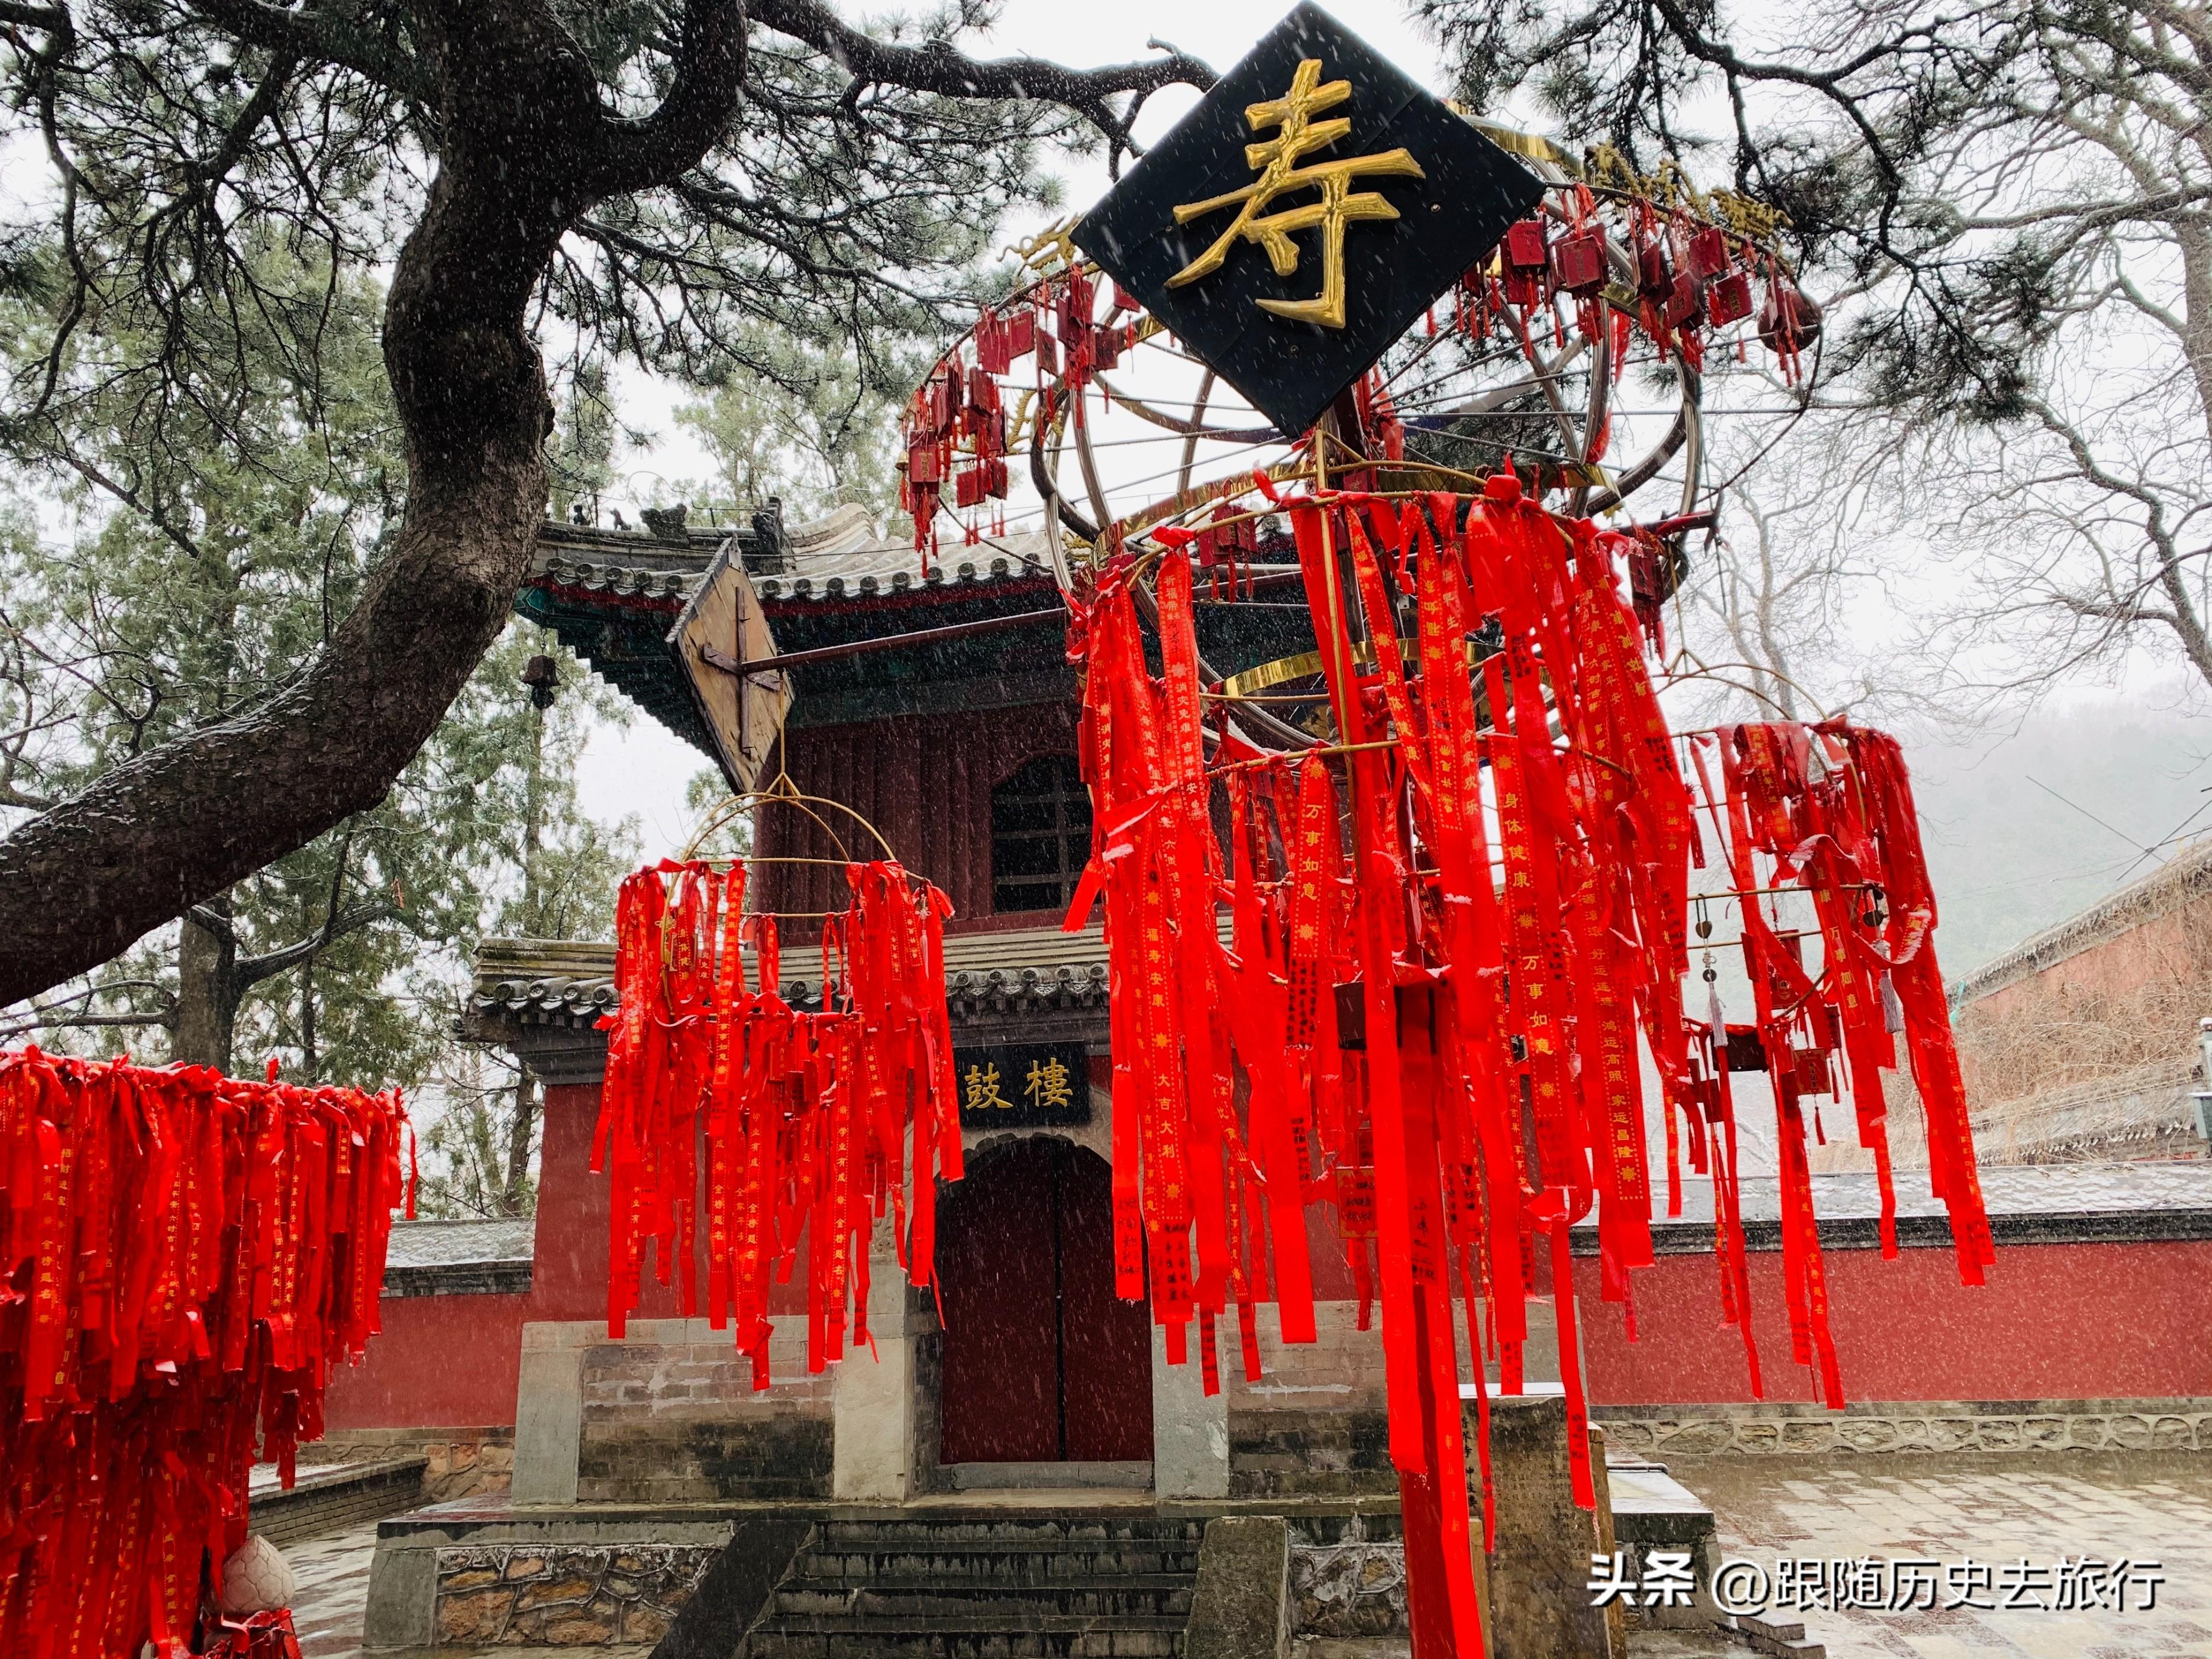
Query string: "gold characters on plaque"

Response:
xmin=1168 ymin=57 xmax=1424 ymax=329
xmin=1023 ymin=1056 xmax=1075 ymax=1112
xmin=963 ymin=1061 xmax=1010 ymax=1112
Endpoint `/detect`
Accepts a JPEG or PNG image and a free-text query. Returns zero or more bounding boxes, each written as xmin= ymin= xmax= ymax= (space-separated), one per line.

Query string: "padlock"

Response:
xmin=1550 ymin=227 xmax=1607 ymax=295
xmin=1793 ymin=1047 xmax=1831 ymax=1096
xmin=1505 ymin=217 xmax=1549 ymax=269
xmin=1665 ymin=270 xmax=1701 ymax=328
xmin=1687 ymin=224 xmax=1730 ymax=279
xmin=1704 ymin=270 xmax=1754 ymax=326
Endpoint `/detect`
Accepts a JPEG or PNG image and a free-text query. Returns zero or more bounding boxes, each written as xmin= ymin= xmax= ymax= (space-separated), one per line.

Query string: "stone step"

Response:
xmin=788 ymin=1572 xmax=1196 ymax=1592
xmin=798 ymin=1548 xmax=1200 ymax=1581
xmin=1730 ymin=1613 xmax=1827 ymax=1659
xmin=815 ymin=1522 xmax=1201 ymax=1547
xmin=744 ymin=1613 xmax=1187 ymax=1659
xmin=745 ymin=1519 xmax=1199 ymax=1659
xmin=776 ymin=1581 xmax=1196 ymax=1620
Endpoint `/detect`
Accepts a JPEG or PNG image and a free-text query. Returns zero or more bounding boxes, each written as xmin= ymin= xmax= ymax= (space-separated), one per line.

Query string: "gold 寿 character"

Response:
xmin=1023 ymin=1056 xmax=1074 ymax=1112
xmin=1168 ymin=57 xmax=1425 ymax=329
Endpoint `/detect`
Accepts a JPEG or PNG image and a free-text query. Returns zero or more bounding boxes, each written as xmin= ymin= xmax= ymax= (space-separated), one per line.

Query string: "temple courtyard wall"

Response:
xmin=322 ymin=1067 xmax=2212 ymax=1508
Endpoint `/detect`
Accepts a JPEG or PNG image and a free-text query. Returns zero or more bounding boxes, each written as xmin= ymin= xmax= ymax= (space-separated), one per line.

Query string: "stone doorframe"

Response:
xmin=828 ymin=1271 xmax=1229 ymax=1502
xmin=508 ymin=1287 xmax=1233 ymax=1506
xmin=831 ymin=1118 xmax=1231 ymax=1502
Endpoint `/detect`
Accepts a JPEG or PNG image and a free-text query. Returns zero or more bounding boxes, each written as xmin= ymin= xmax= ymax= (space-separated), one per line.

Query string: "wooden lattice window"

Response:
xmin=992 ymin=754 xmax=1094 ymax=914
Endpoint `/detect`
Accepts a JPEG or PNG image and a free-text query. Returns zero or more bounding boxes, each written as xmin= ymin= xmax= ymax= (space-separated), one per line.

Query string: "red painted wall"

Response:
xmin=1571 ymin=1240 xmax=2212 ymax=1406
xmin=327 ymin=1081 xmax=816 ymax=1431
xmin=754 ymin=703 xmax=1081 ymax=928
xmin=323 ymin=1292 xmax=534 ymax=1429
xmin=328 ymin=1068 xmax=2212 ymax=1429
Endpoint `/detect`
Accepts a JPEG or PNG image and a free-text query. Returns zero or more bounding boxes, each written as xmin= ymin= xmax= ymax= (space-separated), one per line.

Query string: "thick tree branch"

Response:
xmin=590 ymin=0 xmax=750 ymax=196
xmin=750 ymin=0 xmax=1212 ymax=159
xmin=183 ymin=0 xmax=434 ymax=102
xmin=186 ymin=902 xmax=236 ymax=944
xmin=753 ymin=0 xmax=1210 ymax=101
xmin=233 ymin=900 xmax=392 ymax=990
xmin=192 ymin=51 xmax=299 ymax=194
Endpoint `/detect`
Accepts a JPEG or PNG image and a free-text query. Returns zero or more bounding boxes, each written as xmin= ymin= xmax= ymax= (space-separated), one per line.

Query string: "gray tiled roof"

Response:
xmin=532 ymin=555 xmax=695 ymax=604
xmin=531 ymin=511 xmax=1057 ymax=608
xmin=469 ymin=925 xmax=1112 ymax=1034
xmin=380 ymin=1218 xmax=535 ymax=1296
xmin=383 ymin=1218 xmax=536 ymax=1270
xmin=1950 ymin=838 xmax=2212 ymax=1007
xmin=1641 ymin=1160 xmax=2212 ymax=1225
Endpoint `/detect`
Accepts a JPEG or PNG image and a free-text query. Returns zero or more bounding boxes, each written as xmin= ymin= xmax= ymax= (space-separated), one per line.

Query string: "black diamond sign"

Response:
xmin=1073 ymin=2 xmax=1543 ymax=440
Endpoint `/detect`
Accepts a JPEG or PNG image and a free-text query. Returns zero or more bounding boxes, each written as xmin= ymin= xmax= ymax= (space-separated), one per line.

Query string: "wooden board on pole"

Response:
xmin=670 ymin=543 xmax=792 ymax=792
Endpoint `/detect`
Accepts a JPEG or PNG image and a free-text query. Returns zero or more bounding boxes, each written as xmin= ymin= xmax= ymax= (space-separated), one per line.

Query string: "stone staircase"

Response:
xmin=739 ymin=1515 xmax=1204 ymax=1658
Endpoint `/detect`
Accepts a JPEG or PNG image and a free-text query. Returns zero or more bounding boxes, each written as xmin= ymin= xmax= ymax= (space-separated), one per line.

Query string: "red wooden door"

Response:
xmin=935 ymin=1138 xmax=1153 ymax=1464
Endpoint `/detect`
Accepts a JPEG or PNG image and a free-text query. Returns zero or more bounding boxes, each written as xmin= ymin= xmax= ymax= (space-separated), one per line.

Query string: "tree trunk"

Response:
xmin=172 ymin=894 xmax=241 ymax=1070
xmin=521 ymin=699 xmax=546 ymax=932
xmin=502 ymin=1069 xmax=539 ymax=1216
xmin=299 ymin=957 xmax=318 ymax=1082
xmin=0 ymin=7 xmax=622 ymax=1007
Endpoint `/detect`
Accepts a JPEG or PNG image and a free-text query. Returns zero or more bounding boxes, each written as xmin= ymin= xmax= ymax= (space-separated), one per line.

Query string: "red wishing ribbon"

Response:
xmin=1064 ymin=469 xmax=1991 ymax=1659
xmin=595 ymin=858 xmax=963 ymax=1383
xmin=1 ymin=1048 xmax=409 ymax=1657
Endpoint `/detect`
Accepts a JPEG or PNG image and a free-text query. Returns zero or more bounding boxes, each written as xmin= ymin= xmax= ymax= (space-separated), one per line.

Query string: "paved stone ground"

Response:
xmin=279 ymin=1453 xmax=2210 ymax=1658
xmin=286 ymin=1521 xmax=382 ymax=1659
xmin=1674 ymin=1452 xmax=2212 ymax=1658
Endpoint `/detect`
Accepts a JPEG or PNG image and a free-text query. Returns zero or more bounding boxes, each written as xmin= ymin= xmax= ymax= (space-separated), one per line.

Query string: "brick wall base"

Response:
xmin=1230 ymin=1409 xmax=1396 ymax=1498
xmin=573 ymin=1327 xmax=834 ymax=1502
xmin=249 ymin=1458 xmax=428 ymax=1547
xmin=305 ymin=1427 xmax=515 ymax=1500
xmin=577 ymin=1414 xmax=832 ymax=1502
xmin=1591 ymin=1397 xmax=2212 ymax=1455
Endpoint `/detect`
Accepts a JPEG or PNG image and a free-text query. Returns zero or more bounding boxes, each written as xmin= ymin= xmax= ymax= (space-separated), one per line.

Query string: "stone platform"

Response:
xmin=251 ymin=1457 xmax=431 ymax=1549
xmin=363 ymin=1434 xmax=1720 ymax=1657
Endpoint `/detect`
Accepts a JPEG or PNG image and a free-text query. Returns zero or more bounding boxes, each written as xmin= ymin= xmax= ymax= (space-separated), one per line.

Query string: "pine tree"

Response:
xmin=0 ymin=259 xmax=636 ymax=1195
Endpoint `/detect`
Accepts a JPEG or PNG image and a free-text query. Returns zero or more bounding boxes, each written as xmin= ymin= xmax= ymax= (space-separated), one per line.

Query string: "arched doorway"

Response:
xmin=935 ymin=1136 xmax=1154 ymax=1466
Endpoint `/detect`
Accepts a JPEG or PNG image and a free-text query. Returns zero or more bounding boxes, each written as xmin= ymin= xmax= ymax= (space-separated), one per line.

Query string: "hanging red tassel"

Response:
xmin=1 ymin=1048 xmax=409 ymax=1657
xmin=1063 ymin=460 xmax=1989 ymax=1659
xmin=596 ymin=857 xmax=961 ymax=1380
